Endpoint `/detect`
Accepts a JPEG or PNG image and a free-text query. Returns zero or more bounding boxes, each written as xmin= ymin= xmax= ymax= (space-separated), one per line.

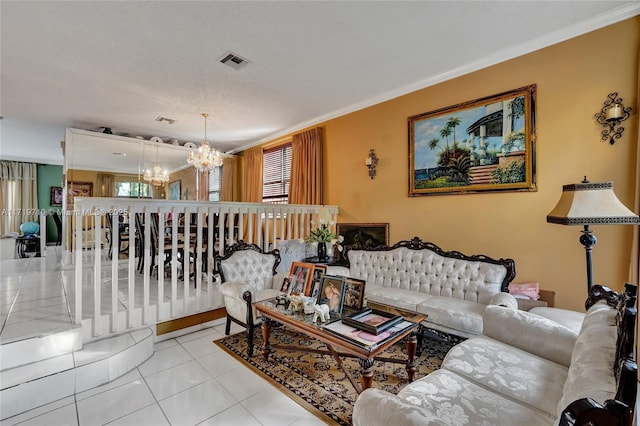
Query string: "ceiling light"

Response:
xmin=186 ymin=113 xmax=223 ymax=172
xmin=144 ymin=140 xmax=169 ymax=187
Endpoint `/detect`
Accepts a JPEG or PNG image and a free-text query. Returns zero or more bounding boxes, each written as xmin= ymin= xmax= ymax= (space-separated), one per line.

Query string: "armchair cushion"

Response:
xmin=219 ymin=248 xmax=277 ymax=292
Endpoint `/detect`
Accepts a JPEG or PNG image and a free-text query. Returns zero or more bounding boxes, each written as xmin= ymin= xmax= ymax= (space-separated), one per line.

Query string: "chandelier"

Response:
xmin=144 ymin=140 xmax=169 ymax=186
xmin=187 ymin=113 xmax=223 ymax=171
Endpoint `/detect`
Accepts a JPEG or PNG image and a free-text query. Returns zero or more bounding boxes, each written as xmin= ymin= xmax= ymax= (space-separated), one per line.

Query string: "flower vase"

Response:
xmin=317 ymin=242 xmax=328 ymax=261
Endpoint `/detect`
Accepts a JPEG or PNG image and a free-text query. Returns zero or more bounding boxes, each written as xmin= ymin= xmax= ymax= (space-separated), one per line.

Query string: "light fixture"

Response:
xmin=594 ymin=92 xmax=632 ymax=145
xmin=547 ymin=177 xmax=639 ymax=292
xmin=186 ymin=113 xmax=224 ymax=172
xmin=143 ymin=139 xmax=169 ymax=187
xmin=365 ymin=149 xmax=378 ymax=179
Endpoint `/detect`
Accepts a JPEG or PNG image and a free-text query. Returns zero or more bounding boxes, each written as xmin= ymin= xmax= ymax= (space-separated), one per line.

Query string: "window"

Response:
xmin=208 ymin=167 xmax=222 ymax=201
xmin=115 ymin=182 xmax=152 ymax=198
xmin=262 ymin=143 xmax=292 ymax=204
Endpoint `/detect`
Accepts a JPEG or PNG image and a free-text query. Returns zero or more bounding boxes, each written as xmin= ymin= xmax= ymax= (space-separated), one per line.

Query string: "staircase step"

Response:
xmin=0 ymin=326 xmax=83 ymax=370
xmin=0 ymin=327 xmax=154 ymax=420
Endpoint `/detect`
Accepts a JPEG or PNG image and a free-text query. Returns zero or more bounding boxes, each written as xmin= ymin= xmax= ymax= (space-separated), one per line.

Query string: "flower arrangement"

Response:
xmin=304 ymin=220 xmax=345 ymax=252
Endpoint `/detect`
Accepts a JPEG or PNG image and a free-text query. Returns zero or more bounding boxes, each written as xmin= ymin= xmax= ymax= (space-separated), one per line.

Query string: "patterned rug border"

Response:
xmin=215 ymin=327 xmax=465 ymax=426
xmin=215 ymin=337 xmax=341 ymax=426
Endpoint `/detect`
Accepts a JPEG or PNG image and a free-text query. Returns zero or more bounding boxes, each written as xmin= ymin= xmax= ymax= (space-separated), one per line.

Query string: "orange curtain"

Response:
xmin=289 ymin=127 xmax=323 ymax=205
xmin=242 ymin=147 xmax=264 ymax=242
xmin=221 ymin=156 xmax=240 ymax=201
xmin=243 ymin=147 xmax=263 ymax=203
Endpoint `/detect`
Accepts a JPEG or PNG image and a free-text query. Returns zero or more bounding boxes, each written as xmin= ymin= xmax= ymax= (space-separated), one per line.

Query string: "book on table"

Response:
xmin=323 ymin=318 xmax=414 ymax=349
xmin=341 ymin=309 xmax=403 ymax=335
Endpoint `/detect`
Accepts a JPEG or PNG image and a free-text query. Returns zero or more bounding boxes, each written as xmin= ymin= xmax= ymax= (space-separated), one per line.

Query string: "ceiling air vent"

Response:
xmin=155 ymin=116 xmax=175 ymax=124
xmin=219 ymin=51 xmax=251 ymax=70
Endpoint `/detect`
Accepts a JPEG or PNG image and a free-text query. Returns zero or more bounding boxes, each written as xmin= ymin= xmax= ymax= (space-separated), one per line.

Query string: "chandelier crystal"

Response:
xmin=187 ymin=113 xmax=224 ymax=171
xmin=144 ymin=140 xmax=169 ymax=186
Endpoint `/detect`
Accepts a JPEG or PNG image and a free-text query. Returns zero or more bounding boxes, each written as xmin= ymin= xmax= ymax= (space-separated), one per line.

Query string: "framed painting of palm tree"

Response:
xmin=408 ymin=85 xmax=537 ymax=196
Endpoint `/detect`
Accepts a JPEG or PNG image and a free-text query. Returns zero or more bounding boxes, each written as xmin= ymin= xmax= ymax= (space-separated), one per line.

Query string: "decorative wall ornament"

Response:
xmin=594 ymin=92 xmax=632 ymax=145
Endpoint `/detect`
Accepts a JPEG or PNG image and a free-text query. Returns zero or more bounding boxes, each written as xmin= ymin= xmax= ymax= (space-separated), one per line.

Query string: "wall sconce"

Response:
xmin=594 ymin=92 xmax=632 ymax=145
xmin=365 ymin=149 xmax=378 ymax=179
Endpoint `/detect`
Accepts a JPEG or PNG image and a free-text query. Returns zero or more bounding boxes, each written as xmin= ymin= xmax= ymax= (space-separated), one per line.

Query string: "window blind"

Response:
xmin=262 ymin=143 xmax=291 ymax=204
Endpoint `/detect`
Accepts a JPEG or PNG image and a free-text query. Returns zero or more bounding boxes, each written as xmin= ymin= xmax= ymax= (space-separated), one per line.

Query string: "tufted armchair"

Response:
xmin=216 ymin=241 xmax=285 ymax=357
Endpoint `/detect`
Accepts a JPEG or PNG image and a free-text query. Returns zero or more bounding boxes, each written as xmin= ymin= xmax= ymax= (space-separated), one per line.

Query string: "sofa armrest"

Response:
xmin=488 ymin=292 xmax=518 ymax=310
xmin=353 ymin=388 xmax=440 ymax=426
xmin=483 ymin=305 xmax=577 ymax=367
xmin=219 ymin=281 xmax=255 ymax=299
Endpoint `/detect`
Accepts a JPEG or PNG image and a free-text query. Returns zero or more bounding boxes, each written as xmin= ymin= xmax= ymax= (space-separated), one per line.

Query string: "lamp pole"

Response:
xmin=579 ymin=224 xmax=597 ymax=291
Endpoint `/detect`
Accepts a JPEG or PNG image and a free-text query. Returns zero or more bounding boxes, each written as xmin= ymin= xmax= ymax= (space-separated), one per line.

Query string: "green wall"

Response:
xmin=37 ymin=164 xmax=63 ymax=243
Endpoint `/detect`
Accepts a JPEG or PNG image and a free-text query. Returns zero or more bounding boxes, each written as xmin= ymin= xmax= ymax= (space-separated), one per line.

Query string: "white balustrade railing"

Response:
xmin=67 ymin=198 xmax=337 ymax=339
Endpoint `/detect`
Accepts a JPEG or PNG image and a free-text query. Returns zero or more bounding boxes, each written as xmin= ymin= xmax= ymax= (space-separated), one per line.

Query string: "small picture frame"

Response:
xmin=279 ymin=275 xmax=293 ymax=295
xmin=318 ymin=275 xmax=346 ymax=315
xmin=50 ymin=186 xmax=63 ymax=207
xmin=342 ymin=277 xmax=366 ymax=314
xmin=307 ymin=264 xmax=327 ymax=297
xmin=288 ymin=262 xmax=314 ymax=296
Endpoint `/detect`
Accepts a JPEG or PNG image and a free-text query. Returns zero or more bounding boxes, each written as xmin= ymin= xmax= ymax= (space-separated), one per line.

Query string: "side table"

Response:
xmin=303 ymin=256 xmax=348 ymax=267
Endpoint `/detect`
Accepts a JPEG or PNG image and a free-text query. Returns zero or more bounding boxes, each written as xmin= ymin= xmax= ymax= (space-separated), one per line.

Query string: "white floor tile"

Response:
xmin=76 ymin=379 xmax=155 ymax=425
xmin=137 ymin=344 xmax=193 ymax=377
xmin=76 ymin=369 xmax=142 ymax=401
xmin=106 ymin=403 xmax=169 ymax=426
xmin=198 ymin=404 xmax=262 ymax=426
xmin=196 ymin=349 xmax=242 ymax=378
xmin=153 ymin=338 xmax=178 ymax=351
xmin=289 ymin=413 xmax=329 ymax=426
xmin=216 ymin=364 xmax=271 ymax=401
xmin=1 ymin=396 xmax=75 ymax=426
xmin=159 ymin=379 xmax=238 ymax=426
xmin=241 ymin=388 xmax=310 ymax=426
xmin=180 ymin=334 xmax=220 ymax=359
xmin=175 ymin=326 xmax=222 ymax=344
xmin=144 ymin=360 xmax=212 ymax=401
xmin=13 ymin=402 xmax=78 ymax=426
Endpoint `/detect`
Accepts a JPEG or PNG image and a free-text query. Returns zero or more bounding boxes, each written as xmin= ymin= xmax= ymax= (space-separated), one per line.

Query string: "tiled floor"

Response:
xmin=1 ymin=247 xmax=326 ymax=425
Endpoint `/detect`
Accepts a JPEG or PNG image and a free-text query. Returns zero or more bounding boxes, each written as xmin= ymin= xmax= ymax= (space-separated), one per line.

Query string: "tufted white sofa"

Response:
xmin=328 ymin=237 xmax=516 ymax=337
xmin=353 ymin=284 xmax=638 ymax=426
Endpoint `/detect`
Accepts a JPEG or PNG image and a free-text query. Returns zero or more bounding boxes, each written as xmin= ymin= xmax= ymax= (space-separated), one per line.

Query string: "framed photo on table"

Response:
xmin=341 ymin=277 xmax=366 ymax=315
xmin=288 ymin=262 xmax=314 ymax=296
xmin=307 ymin=264 xmax=327 ymax=298
xmin=318 ymin=275 xmax=346 ymax=315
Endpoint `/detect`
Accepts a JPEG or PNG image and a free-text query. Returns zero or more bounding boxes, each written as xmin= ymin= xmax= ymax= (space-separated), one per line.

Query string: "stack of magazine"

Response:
xmin=323 ymin=309 xmax=414 ymax=350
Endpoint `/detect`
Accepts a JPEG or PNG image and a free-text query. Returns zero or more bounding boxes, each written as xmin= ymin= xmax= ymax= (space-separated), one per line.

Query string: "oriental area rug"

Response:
xmin=215 ymin=326 xmax=465 ymax=425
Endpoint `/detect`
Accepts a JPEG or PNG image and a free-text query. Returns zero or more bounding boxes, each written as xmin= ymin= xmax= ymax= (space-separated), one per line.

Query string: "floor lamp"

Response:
xmin=547 ymin=177 xmax=639 ymax=292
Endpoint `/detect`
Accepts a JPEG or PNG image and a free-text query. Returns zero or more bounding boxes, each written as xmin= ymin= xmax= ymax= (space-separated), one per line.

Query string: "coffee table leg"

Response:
xmin=358 ymin=358 xmax=375 ymax=391
xmin=261 ymin=318 xmax=272 ymax=361
xmin=405 ymin=330 xmax=418 ymax=382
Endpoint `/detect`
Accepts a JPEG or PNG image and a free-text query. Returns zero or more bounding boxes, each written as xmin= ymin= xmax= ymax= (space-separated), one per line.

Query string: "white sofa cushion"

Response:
xmin=365 ymin=286 xmax=433 ymax=312
xmin=529 ymin=306 xmax=584 ymax=334
xmin=443 ymin=335 xmax=567 ymax=417
xmin=416 ymin=297 xmax=486 ymax=335
xmin=482 ymin=306 xmax=578 ymax=367
xmin=219 ymin=249 xmax=277 ymax=291
xmin=353 ymin=369 xmax=553 ymax=426
xmin=556 ymin=300 xmax=618 ymax=417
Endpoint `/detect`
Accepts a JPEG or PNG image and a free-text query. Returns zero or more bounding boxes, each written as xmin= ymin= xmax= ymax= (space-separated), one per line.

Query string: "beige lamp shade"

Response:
xmin=547 ymin=180 xmax=639 ymax=225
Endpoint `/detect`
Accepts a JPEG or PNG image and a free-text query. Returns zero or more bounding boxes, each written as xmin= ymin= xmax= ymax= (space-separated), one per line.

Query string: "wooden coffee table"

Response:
xmin=254 ymin=299 xmax=426 ymax=393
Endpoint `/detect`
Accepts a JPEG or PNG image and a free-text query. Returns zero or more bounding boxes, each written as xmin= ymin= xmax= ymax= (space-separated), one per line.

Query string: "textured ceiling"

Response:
xmin=1 ymin=1 xmax=639 ymax=166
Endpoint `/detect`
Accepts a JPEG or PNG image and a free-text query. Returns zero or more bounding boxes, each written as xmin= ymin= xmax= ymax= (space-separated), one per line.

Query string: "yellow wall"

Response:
xmin=251 ymin=17 xmax=640 ymax=311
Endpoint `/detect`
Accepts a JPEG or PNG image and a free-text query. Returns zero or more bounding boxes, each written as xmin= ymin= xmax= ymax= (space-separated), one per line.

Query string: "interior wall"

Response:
xmin=251 ymin=17 xmax=640 ymax=311
xmin=36 ymin=164 xmax=63 ymax=243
